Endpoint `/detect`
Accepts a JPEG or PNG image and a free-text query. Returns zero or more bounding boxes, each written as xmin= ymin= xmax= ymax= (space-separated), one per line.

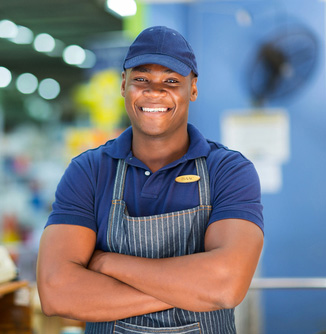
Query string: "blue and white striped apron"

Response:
xmin=85 ymin=158 xmax=236 ymax=334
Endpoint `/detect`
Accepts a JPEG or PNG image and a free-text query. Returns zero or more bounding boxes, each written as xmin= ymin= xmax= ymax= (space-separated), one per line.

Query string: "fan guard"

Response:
xmin=248 ymin=26 xmax=318 ymax=105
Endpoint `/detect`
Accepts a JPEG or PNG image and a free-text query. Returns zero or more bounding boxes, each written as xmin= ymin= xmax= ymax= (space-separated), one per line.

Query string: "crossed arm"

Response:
xmin=37 ymin=218 xmax=263 ymax=322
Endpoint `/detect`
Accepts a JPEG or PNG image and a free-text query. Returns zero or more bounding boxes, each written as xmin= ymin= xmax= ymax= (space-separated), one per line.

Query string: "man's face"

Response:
xmin=121 ymin=63 xmax=198 ymax=140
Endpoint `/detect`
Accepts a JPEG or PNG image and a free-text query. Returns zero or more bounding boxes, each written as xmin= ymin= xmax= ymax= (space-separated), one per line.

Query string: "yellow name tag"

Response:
xmin=175 ymin=175 xmax=201 ymax=183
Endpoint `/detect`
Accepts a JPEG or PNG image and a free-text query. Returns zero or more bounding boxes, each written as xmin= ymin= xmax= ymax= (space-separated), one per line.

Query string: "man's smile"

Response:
xmin=139 ymin=107 xmax=173 ymax=113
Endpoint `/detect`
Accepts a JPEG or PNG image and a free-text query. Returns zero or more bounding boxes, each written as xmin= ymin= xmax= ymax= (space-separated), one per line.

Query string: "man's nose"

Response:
xmin=143 ymin=83 xmax=167 ymax=97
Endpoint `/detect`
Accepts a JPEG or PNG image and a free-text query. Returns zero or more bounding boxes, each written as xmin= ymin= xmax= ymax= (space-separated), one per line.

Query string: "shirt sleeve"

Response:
xmin=45 ymin=157 xmax=97 ymax=233
xmin=208 ymin=150 xmax=264 ymax=233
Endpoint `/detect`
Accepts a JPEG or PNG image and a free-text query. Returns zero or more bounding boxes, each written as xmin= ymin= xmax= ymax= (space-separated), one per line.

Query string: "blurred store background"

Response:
xmin=0 ymin=0 xmax=325 ymax=333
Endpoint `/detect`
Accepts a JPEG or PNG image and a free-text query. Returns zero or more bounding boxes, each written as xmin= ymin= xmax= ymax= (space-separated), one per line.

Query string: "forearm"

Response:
xmin=105 ymin=219 xmax=263 ymax=312
xmin=90 ymin=219 xmax=264 ymax=314
xmin=38 ymin=225 xmax=172 ymax=321
xmin=37 ymin=260 xmax=172 ymax=322
xmin=90 ymin=251 xmax=230 ymax=312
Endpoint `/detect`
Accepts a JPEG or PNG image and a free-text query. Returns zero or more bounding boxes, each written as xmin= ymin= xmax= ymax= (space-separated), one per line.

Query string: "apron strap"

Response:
xmin=112 ymin=159 xmax=128 ymax=200
xmin=112 ymin=157 xmax=210 ymax=206
xmin=195 ymin=157 xmax=211 ymax=206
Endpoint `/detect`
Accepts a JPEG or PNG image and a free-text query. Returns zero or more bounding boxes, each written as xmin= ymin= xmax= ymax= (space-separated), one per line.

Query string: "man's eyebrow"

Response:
xmin=163 ymin=69 xmax=175 ymax=74
xmin=130 ymin=66 xmax=176 ymax=74
xmin=131 ymin=66 xmax=150 ymax=73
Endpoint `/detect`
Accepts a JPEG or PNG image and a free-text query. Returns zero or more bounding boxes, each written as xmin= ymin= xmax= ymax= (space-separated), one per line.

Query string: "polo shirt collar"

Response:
xmin=185 ymin=123 xmax=211 ymax=160
xmin=105 ymin=123 xmax=211 ymax=162
xmin=106 ymin=126 xmax=133 ymax=159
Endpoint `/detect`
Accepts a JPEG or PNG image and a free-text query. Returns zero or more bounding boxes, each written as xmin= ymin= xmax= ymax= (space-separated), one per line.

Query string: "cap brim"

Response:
xmin=124 ymin=54 xmax=192 ymax=77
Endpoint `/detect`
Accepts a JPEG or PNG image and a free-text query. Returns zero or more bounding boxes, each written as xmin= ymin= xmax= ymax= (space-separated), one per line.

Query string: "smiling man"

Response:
xmin=121 ymin=63 xmax=197 ymax=173
xmin=37 ymin=26 xmax=264 ymax=334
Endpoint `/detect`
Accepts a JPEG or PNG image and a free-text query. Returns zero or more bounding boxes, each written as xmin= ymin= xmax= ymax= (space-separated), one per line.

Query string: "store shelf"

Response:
xmin=251 ymin=277 xmax=326 ymax=289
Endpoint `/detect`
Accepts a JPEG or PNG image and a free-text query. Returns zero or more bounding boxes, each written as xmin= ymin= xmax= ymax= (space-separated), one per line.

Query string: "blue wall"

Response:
xmin=146 ymin=1 xmax=326 ymax=333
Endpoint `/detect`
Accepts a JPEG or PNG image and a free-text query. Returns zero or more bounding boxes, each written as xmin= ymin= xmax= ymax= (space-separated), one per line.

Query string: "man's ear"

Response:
xmin=190 ymin=77 xmax=198 ymax=102
xmin=121 ymin=71 xmax=126 ymax=97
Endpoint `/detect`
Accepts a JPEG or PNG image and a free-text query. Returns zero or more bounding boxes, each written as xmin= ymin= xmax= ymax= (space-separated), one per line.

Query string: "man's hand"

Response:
xmin=84 ymin=219 xmax=263 ymax=312
xmin=37 ymin=225 xmax=172 ymax=322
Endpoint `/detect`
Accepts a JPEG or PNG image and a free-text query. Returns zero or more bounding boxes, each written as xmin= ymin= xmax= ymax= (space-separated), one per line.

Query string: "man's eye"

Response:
xmin=135 ymin=77 xmax=146 ymax=82
xmin=166 ymin=79 xmax=178 ymax=84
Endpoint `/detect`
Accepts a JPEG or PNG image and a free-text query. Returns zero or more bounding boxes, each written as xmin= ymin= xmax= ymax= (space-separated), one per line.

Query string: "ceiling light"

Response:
xmin=16 ymin=73 xmax=38 ymax=94
xmin=0 ymin=67 xmax=12 ymax=88
xmin=63 ymin=45 xmax=86 ymax=65
xmin=38 ymin=78 xmax=60 ymax=100
xmin=106 ymin=0 xmax=137 ymax=17
xmin=9 ymin=26 xmax=34 ymax=44
xmin=0 ymin=20 xmax=18 ymax=38
xmin=34 ymin=33 xmax=56 ymax=53
xmin=25 ymin=96 xmax=53 ymax=121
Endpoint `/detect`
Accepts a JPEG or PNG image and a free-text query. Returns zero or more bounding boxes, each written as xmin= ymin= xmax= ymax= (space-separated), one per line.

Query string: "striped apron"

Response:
xmin=85 ymin=158 xmax=236 ymax=334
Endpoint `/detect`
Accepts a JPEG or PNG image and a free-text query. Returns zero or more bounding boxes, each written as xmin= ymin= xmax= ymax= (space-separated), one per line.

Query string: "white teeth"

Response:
xmin=142 ymin=107 xmax=168 ymax=112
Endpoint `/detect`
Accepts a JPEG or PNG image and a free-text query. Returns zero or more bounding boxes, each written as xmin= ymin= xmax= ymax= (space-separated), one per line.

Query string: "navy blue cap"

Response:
xmin=123 ymin=26 xmax=198 ymax=77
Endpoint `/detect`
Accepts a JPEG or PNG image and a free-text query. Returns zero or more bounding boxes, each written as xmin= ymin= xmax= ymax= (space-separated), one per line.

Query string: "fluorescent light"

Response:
xmin=34 ymin=33 xmax=56 ymax=53
xmin=0 ymin=20 xmax=18 ymax=38
xmin=25 ymin=96 xmax=53 ymax=120
xmin=63 ymin=45 xmax=86 ymax=65
xmin=38 ymin=78 xmax=60 ymax=100
xmin=16 ymin=73 xmax=38 ymax=94
xmin=0 ymin=67 xmax=12 ymax=88
xmin=106 ymin=0 xmax=137 ymax=17
xmin=10 ymin=26 xmax=34 ymax=44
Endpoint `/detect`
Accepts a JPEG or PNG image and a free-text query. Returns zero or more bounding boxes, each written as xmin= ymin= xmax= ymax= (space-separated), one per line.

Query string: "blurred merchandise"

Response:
xmin=0 ymin=280 xmax=32 ymax=333
xmin=2 ymin=214 xmax=21 ymax=244
xmin=73 ymin=69 xmax=127 ymax=131
xmin=0 ymin=245 xmax=17 ymax=283
xmin=0 ymin=124 xmax=68 ymax=283
xmin=65 ymin=127 xmax=123 ymax=161
xmin=32 ymin=285 xmax=85 ymax=334
xmin=61 ymin=326 xmax=84 ymax=334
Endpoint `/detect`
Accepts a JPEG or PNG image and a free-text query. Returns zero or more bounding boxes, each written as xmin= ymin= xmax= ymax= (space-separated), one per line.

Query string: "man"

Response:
xmin=37 ymin=26 xmax=264 ymax=334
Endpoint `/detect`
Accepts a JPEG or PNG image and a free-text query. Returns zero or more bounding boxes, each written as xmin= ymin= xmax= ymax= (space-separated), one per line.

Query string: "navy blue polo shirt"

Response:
xmin=46 ymin=124 xmax=264 ymax=251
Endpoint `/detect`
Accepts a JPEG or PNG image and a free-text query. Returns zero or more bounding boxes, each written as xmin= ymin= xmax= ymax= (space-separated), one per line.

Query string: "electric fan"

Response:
xmin=248 ymin=24 xmax=319 ymax=106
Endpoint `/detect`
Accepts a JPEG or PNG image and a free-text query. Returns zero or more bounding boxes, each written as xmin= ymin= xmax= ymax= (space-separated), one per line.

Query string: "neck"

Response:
xmin=131 ymin=130 xmax=189 ymax=173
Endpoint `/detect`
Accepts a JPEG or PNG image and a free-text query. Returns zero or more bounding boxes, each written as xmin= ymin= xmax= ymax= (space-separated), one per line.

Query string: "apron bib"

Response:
xmin=86 ymin=158 xmax=236 ymax=334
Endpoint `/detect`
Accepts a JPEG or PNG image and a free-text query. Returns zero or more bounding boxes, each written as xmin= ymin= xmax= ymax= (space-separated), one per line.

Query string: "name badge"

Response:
xmin=175 ymin=175 xmax=200 ymax=183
